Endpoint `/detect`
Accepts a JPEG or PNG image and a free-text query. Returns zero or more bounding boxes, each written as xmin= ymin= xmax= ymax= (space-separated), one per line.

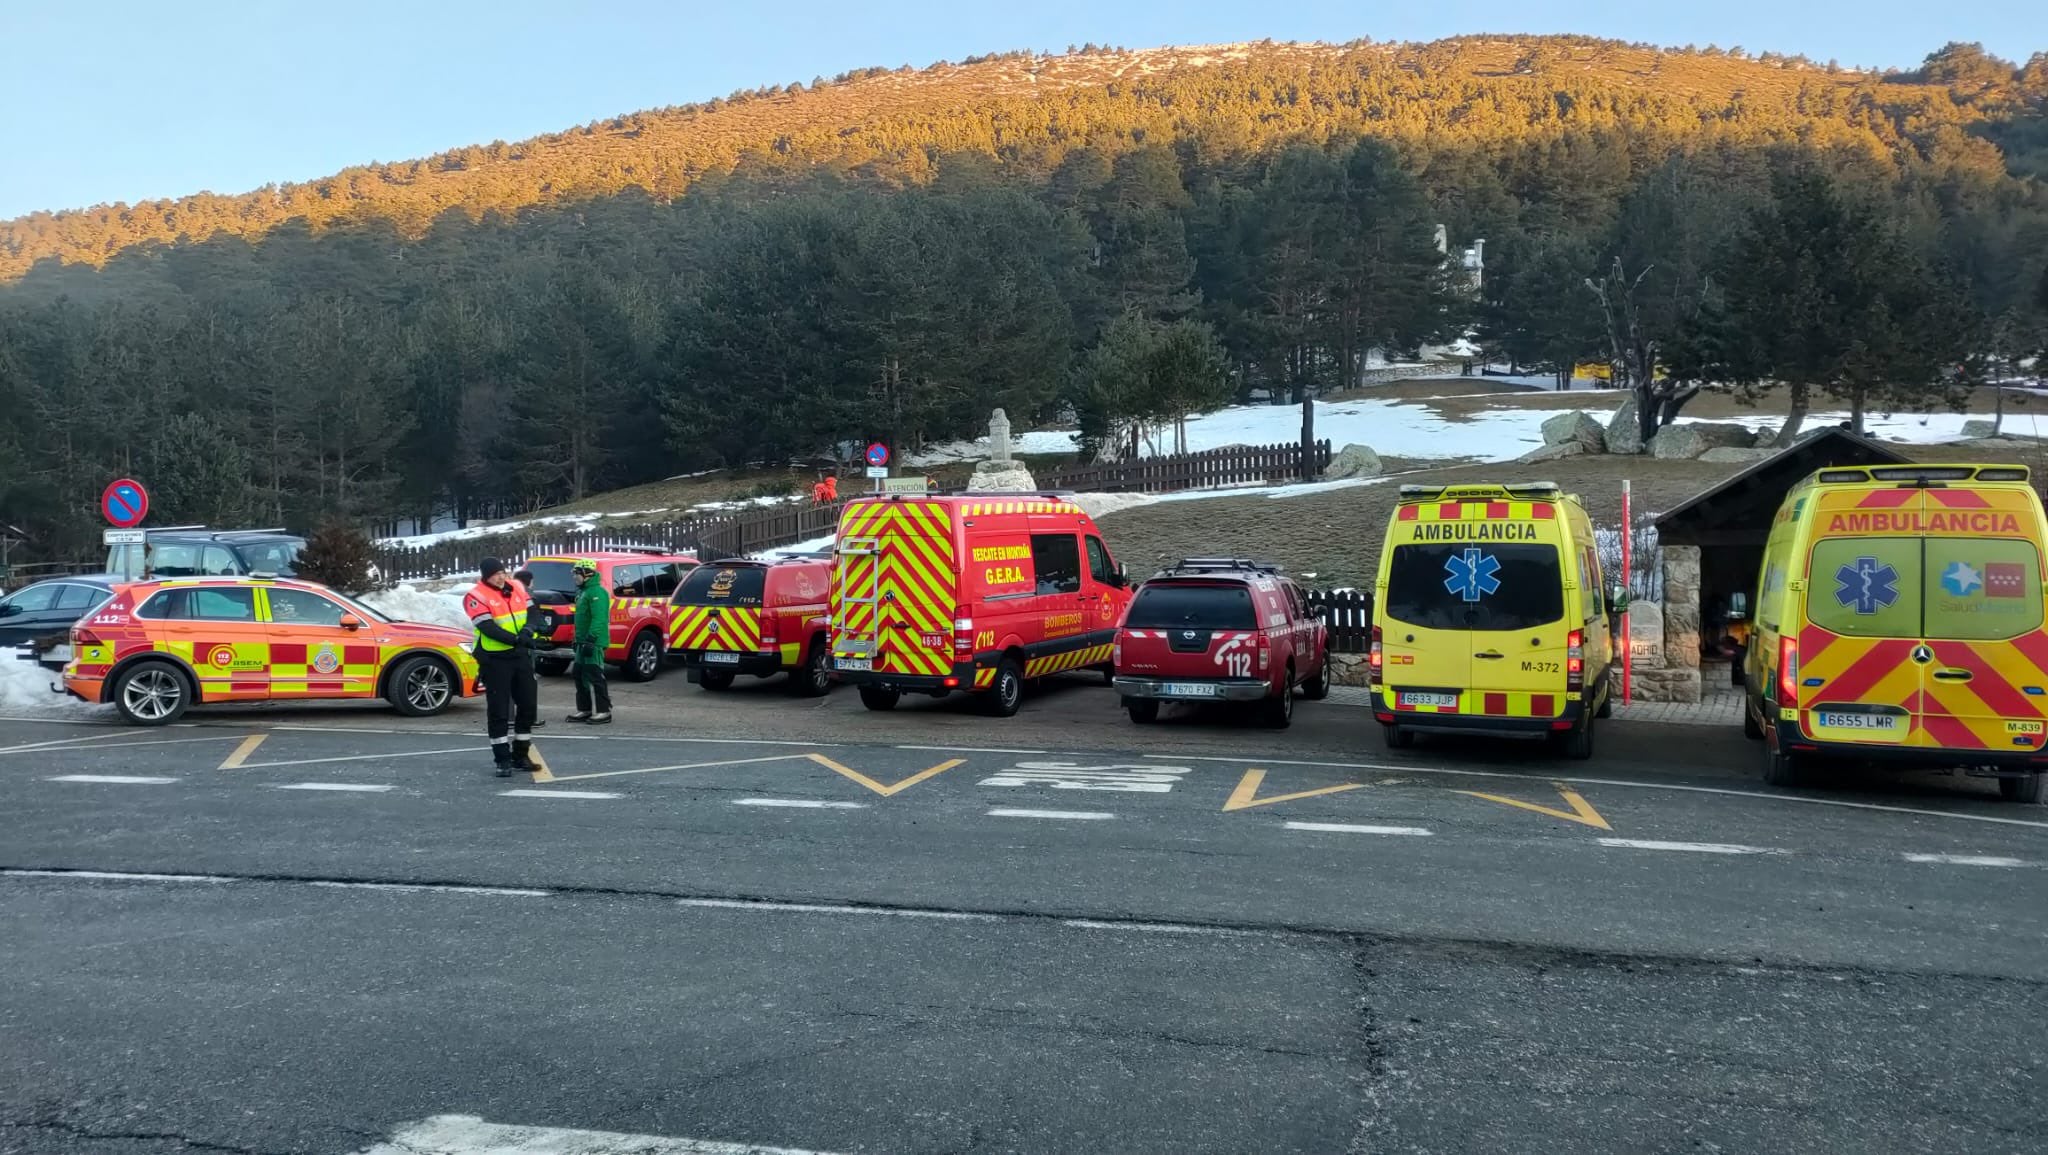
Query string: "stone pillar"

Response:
xmin=989 ymin=408 xmax=1012 ymax=464
xmin=1656 ymin=545 xmax=1703 ymax=704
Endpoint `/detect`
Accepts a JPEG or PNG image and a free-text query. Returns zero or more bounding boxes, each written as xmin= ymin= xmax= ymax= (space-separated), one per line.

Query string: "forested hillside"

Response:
xmin=1 ymin=35 xmax=2046 ymax=559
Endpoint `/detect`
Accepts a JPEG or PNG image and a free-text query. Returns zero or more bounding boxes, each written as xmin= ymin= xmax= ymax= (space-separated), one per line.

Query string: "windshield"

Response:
xmin=234 ymin=540 xmax=304 ymax=575
xmin=1126 ymin=583 xmax=1257 ymax=630
xmin=1386 ymin=542 xmax=1565 ymax=631
xmin=522 ymin=562 xmax=581 ymax=603
xmin=675 ymin=564 xmax=766 ymax=607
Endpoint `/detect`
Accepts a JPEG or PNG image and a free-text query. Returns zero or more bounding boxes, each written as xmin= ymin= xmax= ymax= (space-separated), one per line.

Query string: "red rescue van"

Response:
xmin=667 ymin=557 xmax=834 ymax=695
xmin=829 ymin=493 xmax=1133 ymax=715
xmin=522 ymin=550 xmax=699 ymax=682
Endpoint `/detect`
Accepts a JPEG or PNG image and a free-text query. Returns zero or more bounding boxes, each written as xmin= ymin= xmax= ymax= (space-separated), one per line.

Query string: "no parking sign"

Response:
xmin=101 ymin=478 xmax=149 ymax=528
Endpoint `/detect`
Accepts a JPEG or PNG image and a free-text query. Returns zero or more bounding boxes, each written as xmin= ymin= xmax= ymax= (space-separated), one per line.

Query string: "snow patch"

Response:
xmin=0 ymin=655 xmax=109 ymax=719
xmin=361 ymin=583 xmax=474 ymax=633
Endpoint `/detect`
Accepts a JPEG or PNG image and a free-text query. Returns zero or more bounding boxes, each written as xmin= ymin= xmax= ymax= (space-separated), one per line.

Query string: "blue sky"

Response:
xmin=0 ymin=0 xmax=2037 ymax=218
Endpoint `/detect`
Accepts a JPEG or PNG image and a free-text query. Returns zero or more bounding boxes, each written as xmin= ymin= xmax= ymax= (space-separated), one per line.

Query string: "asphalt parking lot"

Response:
xmin=3 ymin=670 xmax=2044 ymax=1153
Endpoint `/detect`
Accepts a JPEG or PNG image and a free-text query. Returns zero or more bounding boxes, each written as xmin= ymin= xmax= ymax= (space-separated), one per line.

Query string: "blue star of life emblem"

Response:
xmin=1834 ymin=556 xmax=1899 ymax=615
xmin=1443 ymin=547 xmax=1502 ymax=603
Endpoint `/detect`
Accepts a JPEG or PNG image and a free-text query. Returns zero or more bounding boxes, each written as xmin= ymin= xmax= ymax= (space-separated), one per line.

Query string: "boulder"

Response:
xmin=1962 ymin=419 xmax=1999 ymax=440
xmin=1647 ymin=424 xmax=1710 ymax=460
xmin=1697 ymin=447 xmax=1776 ymax=465
xmin=967 ymin=460 xmax=1037 ymax=493
xmin=1541 ymin=410 xmax=1607 ymax=453
xmin=1606 ymin=399 xmax=1644 ymax=455
xmin=1327 ymin=653 xmax=1372 ymax=688
xmin=1630 ymin=666 xmax=1703 ymax=704
xmin=1323 ymin=443 xmax=1384 ymax=481
xmin=1518 ymin=441 xmax=1588 ymax=464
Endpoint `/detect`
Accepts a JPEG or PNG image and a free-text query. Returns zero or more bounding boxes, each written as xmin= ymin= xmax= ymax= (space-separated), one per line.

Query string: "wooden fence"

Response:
xmin=1042 ymin=441 xmax=1332 ymax=494
xmin=1305 ymin=589 xmax=1374 ymax=654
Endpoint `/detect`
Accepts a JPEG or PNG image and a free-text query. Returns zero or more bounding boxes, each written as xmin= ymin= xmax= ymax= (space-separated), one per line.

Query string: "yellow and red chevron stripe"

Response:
xmin=962 ymin=499 xmax=1084 ymax=517
xmin=833 ymin=500 xmax=958 ymax=677
xmin=1397 ymin=499 xmax=1556 ymax=523
xmin=667 ymin=604 xmax=764 ymax=652
xmin=1795 ymin=627 xmax=2048 ymax=751
xmin=1023 ymin=642 xmax=1114 ymax=679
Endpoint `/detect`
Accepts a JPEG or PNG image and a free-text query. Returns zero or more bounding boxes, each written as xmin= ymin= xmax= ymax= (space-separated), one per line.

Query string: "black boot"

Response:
xmin=493 ymin=747 xmax=517 ymax=778
xmin=565 ymin=711 xmax=592 ymax=723
xmin=510 ymin=740 xmax=538 ymax=772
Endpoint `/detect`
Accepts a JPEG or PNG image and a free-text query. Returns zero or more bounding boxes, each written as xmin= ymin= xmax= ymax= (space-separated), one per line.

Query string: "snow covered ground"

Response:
xmin=380 ymin=494 xmax=806 ymax=549
xmin=360 ymin=582 xmax=474 ymax=632
xmin=0 ymin=655 xmax=108 ymax=719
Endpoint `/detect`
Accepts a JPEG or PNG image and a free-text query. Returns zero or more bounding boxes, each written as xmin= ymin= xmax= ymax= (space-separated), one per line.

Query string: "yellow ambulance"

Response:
xmin=1743 ymin=464 xmax=2048 ymax=802
xmin=1371 ymin=483 xmax=1617 ymax=758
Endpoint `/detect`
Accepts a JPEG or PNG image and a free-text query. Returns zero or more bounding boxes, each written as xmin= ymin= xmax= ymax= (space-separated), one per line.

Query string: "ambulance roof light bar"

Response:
xmin=1817 ymin=464 xmax=2029 ymax=486
xmin=1397 ymin=482 xmax=1562 ymax=501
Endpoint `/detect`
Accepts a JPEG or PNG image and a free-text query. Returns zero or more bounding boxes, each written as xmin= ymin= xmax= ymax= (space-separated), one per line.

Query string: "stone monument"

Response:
xmin=969 ymin=407 xmax=1037 ymax=492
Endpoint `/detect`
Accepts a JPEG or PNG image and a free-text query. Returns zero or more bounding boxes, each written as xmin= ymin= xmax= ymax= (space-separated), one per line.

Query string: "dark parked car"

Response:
xmin=0 ymin=576 xmax=117 ymax=663
xmin=103 ymin=528 xmax=306 ymax=579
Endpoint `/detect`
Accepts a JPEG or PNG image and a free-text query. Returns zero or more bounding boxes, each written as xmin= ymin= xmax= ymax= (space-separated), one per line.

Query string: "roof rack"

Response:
xmin=1164 ymin=557 xmax=1282 ymax=576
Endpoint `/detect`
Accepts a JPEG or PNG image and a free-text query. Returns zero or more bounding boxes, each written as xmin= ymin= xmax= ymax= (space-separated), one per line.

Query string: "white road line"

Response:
xmin=274 ymin=783 xmax=396 ymax=793
xmin=309 ymin=881 xmax=550 ymax=897
xmin=45 ymin=774 xmax=179 ymax=785
xmin=899 ymin=743 xmax=1046 ymax=755
xmin=1162 ymin=752 xmax=2048 ymax=831
xmin=1901 ymin=853 xmax=2033 ymax=867
xmin=268 ymin=724 xmax=840 ymax=748
xmin=1283 ymin=821 xmax=1433 ymax=836
xmin=1597 ymin=838 xmax=1788 ymax=856
xmin=0 ymin=731 xmax=149 ymax=755
xmin=1062 ymin=919 xmax=1267 ymax=938
xmin=986 ymin=807 xmax=1115 ymax=821
xmin=677 ymin=897 xmax=999 ymax=922
xmin=360 ymin=1114 xmax=840 ymax=1155
xmin=236 ymin=747 xmax=476 ymax=770
xmin=733 ymin=798 xmax=867 ymax=809
xmin=2 ymin=869 xmax=233 ymax=883
xmin=498 ymin=789 xmax=620 ymax=800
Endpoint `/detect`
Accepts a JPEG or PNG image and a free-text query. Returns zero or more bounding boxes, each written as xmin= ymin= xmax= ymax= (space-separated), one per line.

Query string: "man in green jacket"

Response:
xmin=565 ymin=561 xmax=613 ymax=724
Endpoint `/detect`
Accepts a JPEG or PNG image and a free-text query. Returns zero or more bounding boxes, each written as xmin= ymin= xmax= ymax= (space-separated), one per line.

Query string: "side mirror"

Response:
xmin=1726 ymin=593 xmax=1750 ymax=622
xmin=338 ymin=614 xmax=364 ymax=630
xmin=514 ymin=570 xmax=534 ymax=586
xmin=1606 ymin=585 xmax=1627 ymax=613
xmin=0 ymin=602 xmax=19 ymax=618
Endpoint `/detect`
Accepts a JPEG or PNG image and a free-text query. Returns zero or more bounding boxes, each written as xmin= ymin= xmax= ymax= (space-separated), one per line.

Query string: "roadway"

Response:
xmin=2 ymin=671 xmax=2044 ymax=1153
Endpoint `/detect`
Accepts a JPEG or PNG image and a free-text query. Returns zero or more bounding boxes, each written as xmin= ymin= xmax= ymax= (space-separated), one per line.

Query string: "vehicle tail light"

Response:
xmin=1566 ymin=629 xmax=1584 ymax=691
xmin=71 ymin=625 xmax=100 ymax=647
xmin=1369 ymin=626 xmax=1384 ymax=688
xmin=1778 ymin=634 xmax=1800 ymax=708
xmin=1257 ymin=637 xmax=1270 ymax=672
xmin=954 ymin=617 xmax=974 ymax=656
xmin=1112 ymin=637 xmax=1123 ymax=665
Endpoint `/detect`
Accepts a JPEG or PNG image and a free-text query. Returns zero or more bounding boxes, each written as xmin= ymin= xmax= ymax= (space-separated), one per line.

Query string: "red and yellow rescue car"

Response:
xmin=668 ymin=556 xmax=834 ymax=695
xmin=522 ymin=550 xmax=698 ymax=682
xmin=829 ymin=493 xmax=1132 ymax=716
xmin=58 ymin=575 xmax=479 ymax=725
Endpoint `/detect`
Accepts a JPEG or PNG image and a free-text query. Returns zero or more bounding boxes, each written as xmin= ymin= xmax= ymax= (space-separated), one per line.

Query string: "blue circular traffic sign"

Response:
xmin=865 ymin=442 xmax=890 ymax=467
xmin=102 ymin=478 xmax=149 ymax=529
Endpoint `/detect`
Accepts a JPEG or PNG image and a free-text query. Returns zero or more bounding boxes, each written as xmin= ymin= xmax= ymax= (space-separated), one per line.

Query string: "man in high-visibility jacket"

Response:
xmin=465 ymin=557 xmax=538 ymax=776
xmin=564 ymin=560 xmax=613 ymax=724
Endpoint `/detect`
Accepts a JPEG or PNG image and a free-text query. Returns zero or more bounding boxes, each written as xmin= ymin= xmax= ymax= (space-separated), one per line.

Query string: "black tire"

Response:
xmin=2000 ymin=772 xmax=2046 ymax=804
xmin=1556 ymin=713 xmax=1594 ymax=760
xmin=1298 ymin=662 xmax=1331 ymax=701
xmin=789 ymin=639 xmax=831 ymax=697
xmin=1126 ymin=698 xmax=1160 ymax=724
xmin=620 ymin=631 xmax=664 ymax=683
xmin=1594 ymin=679 xmax=1613 ymax=719
xmin=1742 ymin=700 xmax=1765 ymax=741
xmin=387 ymin=655 xmax=457 ymax=717
xmin=535 ymin=657 xmax=572 ymax=678
xmin=112 ymin=660 xmax=191 ymax=726
xmin=858 ymin=685 xmax=900 ymax=712
xmin=1101 ymin=665 xmax=1116 ymax=687
xmin=1261 ymin=673 xmax=1295 ymax=729
xmin=984 ymin=657 xmax=1024 ymax=718
xmin=698 ymin=669 xmax=736 ymax=691
xmin=1383 ymin=724 xmax=1414 ymax=750
xmin=1762 ymin=730 xmax=1806 ymax=787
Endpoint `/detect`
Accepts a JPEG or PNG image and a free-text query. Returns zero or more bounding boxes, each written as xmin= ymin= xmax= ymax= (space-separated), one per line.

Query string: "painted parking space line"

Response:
xmin=734 ymin=798 xmax=868 ymax=810
xmin=810 ymin=753 xmax=963 ymax=797
xmin=1597 ymin=838 xmax=1788 ymax=855
xmin=308 ymin=881 xmax=549 ymax=897
xmin=0 ymin=731 xmax=151 ymax=756
xmin=676 ymin=897 xmax=998 ymax=922
xmin=2 ymin=869 xmax=233 ymax=883
xmin=1221 ymin=768 xmax=1364 ymax=812
xmin=0 ymin=734 xmax=246 ymax=761
xmin=1282 ymin=821 xmax=1433 ymax=837
xmin=235 ymin=747 xmax=477 ymax=770
xmin=273 ymin=783 xmax=397 ymax=793
xmin=546 ymin=753 xmax=809 ymax=783
xmin=986 ymin=807 xmax=1115 ymax=821
xmin=1901 ymin=853 xmax=2034 ymax=867
xmin=498 ymin=789 xmax=620 ymax=800
xmin=45 ymin=774 xmax=180 ymax=785
xmin=1457 ymin=783 xmax=1611 ymax=829
xmin=360 ymin=1112 xmax=842 ymax=1155
xmin=217 ymin=733 xmax=267 ymax=769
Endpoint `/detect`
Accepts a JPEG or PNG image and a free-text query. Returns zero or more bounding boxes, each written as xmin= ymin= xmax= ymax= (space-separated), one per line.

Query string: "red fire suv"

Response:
xmin=667 ymin=556 xmax=834 ymax=695
xmin=1112 ymin=559 xmax=1330 ymax=727
xmin=521 ymin=550 xmax=699 ymax=682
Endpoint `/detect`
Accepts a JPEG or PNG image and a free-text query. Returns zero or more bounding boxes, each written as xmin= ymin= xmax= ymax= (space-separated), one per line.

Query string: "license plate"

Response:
xmin=1400 ymin=691 xmax=1459 ymax=708
xmin=1817 ymin=711 xmax=1900 ymax=731
xmin=836 ymin=657 xmax=872 ymax=672
xmin=703 ymin=652 xmax=741 ymax=665
xmin=1159 ymin=682 xmax=1222 ymax=698
xmin=48 ymin=645 xmax=71 ymax=664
